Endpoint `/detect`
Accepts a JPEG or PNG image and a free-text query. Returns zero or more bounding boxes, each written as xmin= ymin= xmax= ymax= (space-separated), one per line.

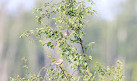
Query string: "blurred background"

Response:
xmin=0 ymin=0 xmax=137 ymax=81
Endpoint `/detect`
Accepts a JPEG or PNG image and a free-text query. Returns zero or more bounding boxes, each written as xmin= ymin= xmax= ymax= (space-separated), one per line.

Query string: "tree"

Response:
xmin=10 ymin=0 xmax=125 ymax=81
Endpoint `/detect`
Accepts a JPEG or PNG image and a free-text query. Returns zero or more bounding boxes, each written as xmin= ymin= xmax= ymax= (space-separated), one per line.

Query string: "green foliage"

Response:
xmin=95 ymin=60 xmax=125 ymax=81
xmin=11 ymin=0 xmax=125 ymax=81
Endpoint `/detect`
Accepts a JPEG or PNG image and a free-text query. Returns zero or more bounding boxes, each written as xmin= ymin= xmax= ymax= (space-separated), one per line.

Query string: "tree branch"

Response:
xmin=59 ymin=65 xmax=69 ymax=81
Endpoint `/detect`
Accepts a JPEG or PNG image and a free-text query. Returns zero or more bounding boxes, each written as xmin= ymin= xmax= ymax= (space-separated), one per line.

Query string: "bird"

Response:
xmin=53 ymin=58 xmax=63 ymax=65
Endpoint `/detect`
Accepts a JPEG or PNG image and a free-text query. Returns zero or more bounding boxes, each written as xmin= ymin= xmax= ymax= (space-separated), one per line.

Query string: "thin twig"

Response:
xmin=34 ymin=65 xmax=47 ymax=81
xmin=59 ymin=65 xmax=69 ymax=81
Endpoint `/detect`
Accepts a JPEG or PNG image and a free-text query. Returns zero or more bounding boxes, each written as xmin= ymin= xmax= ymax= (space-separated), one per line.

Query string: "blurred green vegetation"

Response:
xmin=0 ymin=0 xmax=137 ymax=81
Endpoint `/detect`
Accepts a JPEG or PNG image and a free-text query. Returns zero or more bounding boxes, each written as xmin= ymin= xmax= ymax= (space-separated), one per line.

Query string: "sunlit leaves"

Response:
xmin=95 ymin=61 xmax=125 ymax=81
xmin=17 ymin=0 xmax=125 ymax=81
xmin=88 ymin=56 xmax=92 ymax=60
xmin=85 ymin=42 xmax=95 ymax=51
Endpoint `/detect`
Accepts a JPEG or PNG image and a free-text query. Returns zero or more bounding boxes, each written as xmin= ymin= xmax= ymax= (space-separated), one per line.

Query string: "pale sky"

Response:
xmin=94 ymin=0 xmax=125 ymax=20
xmin=1 ymin=0 xmax=125 ymax=20
xmin=5 ymin=0 xmax=35 ymax=12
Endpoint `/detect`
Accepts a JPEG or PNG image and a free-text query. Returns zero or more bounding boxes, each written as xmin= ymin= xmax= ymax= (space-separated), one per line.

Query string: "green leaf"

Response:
xmin=88 ymin=56 xmax=92 ymax=60
xmin=38 ymin=8 xmax=42 ymax=12
xmin=86 ymin=0 xmax=91 ymax=2
xmin=38 ymin=17 xmax=42 ymax=24
xmin=47 ymin=42 xmax=51 ymax=47
xmin=84 ymin=62 xmax=87 ymax=67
